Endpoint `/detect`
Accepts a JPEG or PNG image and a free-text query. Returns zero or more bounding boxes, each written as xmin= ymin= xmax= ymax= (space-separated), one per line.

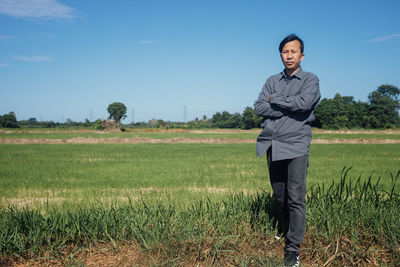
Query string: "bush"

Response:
xmin=0 ymin=112 xmax=19 ymax=128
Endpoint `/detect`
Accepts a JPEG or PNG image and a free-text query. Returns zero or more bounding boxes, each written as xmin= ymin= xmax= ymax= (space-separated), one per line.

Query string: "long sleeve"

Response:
xmin=269 ymin=76 xmax=321 ymax=113
xmin=254 ymin=80 xmax=285 ymax=118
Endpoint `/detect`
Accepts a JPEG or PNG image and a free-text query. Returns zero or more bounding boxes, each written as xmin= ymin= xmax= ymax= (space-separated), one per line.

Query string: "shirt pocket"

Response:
xmin=288 ymin=80 xmax=305 ymax=96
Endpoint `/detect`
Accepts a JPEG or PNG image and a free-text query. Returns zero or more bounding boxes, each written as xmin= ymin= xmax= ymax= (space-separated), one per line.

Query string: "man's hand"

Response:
xmin=267 ymin=95 xmax=271 ymax=103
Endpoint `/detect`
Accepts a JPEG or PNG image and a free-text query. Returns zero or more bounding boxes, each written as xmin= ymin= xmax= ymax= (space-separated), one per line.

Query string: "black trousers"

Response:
xmin=267 ymin=150 xmax=308 ymax=253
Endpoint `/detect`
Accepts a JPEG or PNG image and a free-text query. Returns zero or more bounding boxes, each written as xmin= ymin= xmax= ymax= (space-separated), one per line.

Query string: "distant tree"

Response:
xmin=314 ymin=94 xmax=367 ymax=129
xmin=376 ymin=84 xmax=400 ymax=100
xmin=157 ymin=119 xmax=165 ymax=128
xmin=0 ymin=112 xmax=19 ymax=128
xmin=241 ymin=106 xmax=262 ymax=129
xmin=212 ymin=111 xmax=228 ymax=128
xmin=228 ymin=112 xmax=243 ymax=128
xmin=94 ymin=119 xmax=105 ymax=130
xmin=44 ymin=121 xmax=56 ymax=128
xmin=83 ymin=118 xmax=91 ymax=127
xmin=28 ymin=118 xmax=38 ymax=124
xmin=220 ymin=111 xmax=232 ymax=127
xmin=186 ymin=115 xmax=213 ymax=128
xmin=353 ymin=101 xmax=371 ymax=128
xmin=66 ymin=118 xmax=73 ymax=125
xmin=149 ymin=118 xmax=158 ymax=127
xmin=313 ymin=84 xmax=399 ymax=129
xmin=368 ymin=84 xmax=400 ymax=128
xmin=210 ymin=109 xmax=263 ymax=129
xmin=107 ymin=102 xmax=127 ymax=128
xmin=313 ymin=98 xmax=333 ymax=128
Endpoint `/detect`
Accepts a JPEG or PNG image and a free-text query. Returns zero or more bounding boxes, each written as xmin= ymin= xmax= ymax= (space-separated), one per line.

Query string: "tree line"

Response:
xmin=1 ymin=84 xmax=399 ymax=130
xmin=313 ymin=84 xmax=399 ymax=129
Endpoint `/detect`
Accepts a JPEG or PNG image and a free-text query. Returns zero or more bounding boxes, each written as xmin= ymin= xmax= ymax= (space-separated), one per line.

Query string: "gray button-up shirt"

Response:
xmin=254 ymin=68 xmax=321 ymax=161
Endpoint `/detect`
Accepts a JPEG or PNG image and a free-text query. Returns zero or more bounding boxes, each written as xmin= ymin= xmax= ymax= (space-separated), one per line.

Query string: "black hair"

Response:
xmin=279 ymin=34 xmax=304 ymax=54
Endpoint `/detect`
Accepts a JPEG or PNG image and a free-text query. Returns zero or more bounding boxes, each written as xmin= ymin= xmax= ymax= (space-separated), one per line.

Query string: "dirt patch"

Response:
xmin=312 ymin=129 xmax=400 ymax=134
xmin=0 ymin=137 xmax=254 ymax=144
xmin=4 ymin=243 xmax=150 ymax=267
xmin=190 ymin=129 xmax=260 ymax=133
xmin=0 ymin=238 xmax=284 ymax=267
xmin=4 ymin=197 xmax=66 ymax=208
xmin=0 ymin=129 xmax=99 ymax=134
xmin=2 ymin=128 xmax=399 ymax=134
xmin=1 ymin=137 xmax=400 ymax=144
xmin=2 ymin=233 xmax=393 ymax=267
xmin=75 ymin=245 xmax=146 ymax=267
xmin=1 ymin=187 xmax=240 ymax=209
xmin=312 ymin=138 xmax=400 ymax=144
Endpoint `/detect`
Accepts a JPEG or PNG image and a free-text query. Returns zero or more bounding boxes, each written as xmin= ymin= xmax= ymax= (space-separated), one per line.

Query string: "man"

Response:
xmin=254 ymin=34 xmax=320 ymax=267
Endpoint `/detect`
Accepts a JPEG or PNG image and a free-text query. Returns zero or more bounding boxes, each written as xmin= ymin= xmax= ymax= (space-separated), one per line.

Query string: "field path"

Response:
xmin=1 ymin=129 xmax=400 ymax=134
xmin=1 ymin=137 xmax=400 ymax=144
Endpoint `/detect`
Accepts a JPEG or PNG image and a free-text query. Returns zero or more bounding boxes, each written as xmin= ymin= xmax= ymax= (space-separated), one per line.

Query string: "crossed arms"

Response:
xmin=254 ymin=76 xmax=321 ymax=118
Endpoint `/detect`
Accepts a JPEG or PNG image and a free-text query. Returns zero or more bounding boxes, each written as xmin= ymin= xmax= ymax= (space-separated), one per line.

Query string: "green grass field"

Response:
xmin=1 ymin=142 xmax=399 ymax=209
xmin=0 ymin=130 xmax=255 ymax=140
xmin=0 ymin=129 xmax=399 ymax=266
xmin=1 ymin=128 xmax=400 ymax=140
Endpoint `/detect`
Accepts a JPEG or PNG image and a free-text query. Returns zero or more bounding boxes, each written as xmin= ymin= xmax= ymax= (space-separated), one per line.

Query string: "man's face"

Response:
xmin=280 ymin=40 xmax=304 ymax=74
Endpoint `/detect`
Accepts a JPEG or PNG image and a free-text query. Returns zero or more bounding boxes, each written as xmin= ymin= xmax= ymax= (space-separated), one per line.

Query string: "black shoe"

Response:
xmin=284 ymin=251 xmax=300 ymax=267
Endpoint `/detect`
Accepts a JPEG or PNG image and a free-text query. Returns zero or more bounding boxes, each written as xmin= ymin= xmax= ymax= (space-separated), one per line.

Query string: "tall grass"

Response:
xmin=1 ymin=168 xmax=399 ymax=265
xmin=306 ymin=168 xmax=400 ymax=265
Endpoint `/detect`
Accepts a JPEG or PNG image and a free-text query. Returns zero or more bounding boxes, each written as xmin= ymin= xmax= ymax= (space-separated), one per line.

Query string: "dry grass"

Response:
xmin=1 ymin=232 xmax=394 ymax=267
xmin=2 ymin=137 xmax=400 ymax=144
xmin=1 ymin=187 xmax=245 ymax=209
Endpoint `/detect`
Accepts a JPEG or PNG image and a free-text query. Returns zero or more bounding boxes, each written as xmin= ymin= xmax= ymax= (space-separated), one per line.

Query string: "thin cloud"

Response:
xmin=0 ymin=0 xmax=76 ymax=19
xmin=32 ymin=32 xmax=55 ymax=39
xmin=0 ymin=63 xmax=8 ymax=67
xmin=368 ymin=33 xmax=400 ymax=43
xmin=139 ymin=40 xmax=159 ymax=44
xmin=0 ymin=34 xmax=13 ymax=40
xmin=13 ymin=56 xmax=53 ymax=62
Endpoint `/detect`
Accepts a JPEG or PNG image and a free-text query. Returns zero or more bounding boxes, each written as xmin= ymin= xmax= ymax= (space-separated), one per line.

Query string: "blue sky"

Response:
xmin=1 ymin=0 xmax=399 ymax=123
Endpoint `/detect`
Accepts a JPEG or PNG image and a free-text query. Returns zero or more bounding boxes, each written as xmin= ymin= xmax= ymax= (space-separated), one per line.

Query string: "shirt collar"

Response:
xmin=280 ymin=67 xmax=304 ymax=80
